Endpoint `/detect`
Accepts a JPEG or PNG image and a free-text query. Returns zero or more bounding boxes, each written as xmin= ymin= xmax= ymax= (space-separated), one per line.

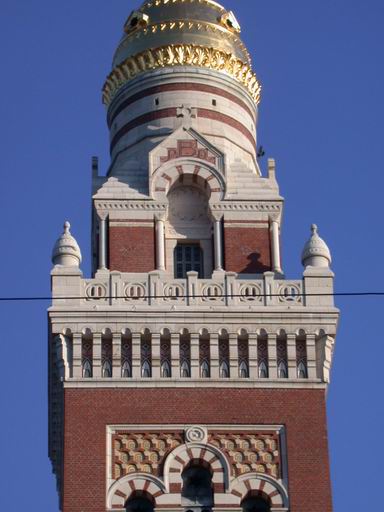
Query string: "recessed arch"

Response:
xmin=163 ymin=442 xmax=231 ymax=493
xmin=230 ymin=474 xmax=288 ymax=510
xmin=107 ymin=473 xmax=166 ymax=510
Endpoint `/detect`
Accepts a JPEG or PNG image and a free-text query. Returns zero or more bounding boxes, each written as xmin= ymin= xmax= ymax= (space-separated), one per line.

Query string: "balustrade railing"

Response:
xmin=82 ymin=272 xmax=305 ymax=307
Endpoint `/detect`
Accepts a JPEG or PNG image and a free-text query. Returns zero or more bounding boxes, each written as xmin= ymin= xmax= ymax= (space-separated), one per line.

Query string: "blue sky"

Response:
xmin=0 ymin=0 xmax=383 ymax=510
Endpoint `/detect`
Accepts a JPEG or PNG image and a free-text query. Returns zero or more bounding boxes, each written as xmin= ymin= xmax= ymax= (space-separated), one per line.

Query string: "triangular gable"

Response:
xmin=149 ymin=126 xmax=225 ymax=175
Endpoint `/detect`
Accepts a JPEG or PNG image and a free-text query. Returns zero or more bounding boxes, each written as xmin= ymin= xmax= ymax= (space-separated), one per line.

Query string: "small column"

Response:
xmin=229 ymin=334 xmax=238 ymax=378
xmin=210 ymin=335 xmax=219 ymax=379
xmin=98 ymin=213 xmax=108 ymax=271
xmin=190 ymin=334 xmax=200 ymax=378
xmin=132 ymin=334 xmax=141 ymax=379
xmin=93 ymin=334 xmax=102 ymax=378
xmin=287 ymin=334 xmax=297 ymax=379
xmin=112 ymin=333 xmax=121 ymax=378
xmin=171 ymin=333 xmax=180 ymax=378
xmin=306 ymin=334 xmax=317 ymax=379
xmin=152 ymin=333 xmax=161 ymax=379
xmin=72 ymin=334 xmax=82 ymax=378
xmin=270 ymin=217 xmax=282 ymax=274
xmin=213 ymin=215 xmax=223 ymax=272
xmin=248 ymin=334 xmax=258 ymax=379
xmin=268 ymin=334 xmax=278 ymax=379
xmin=155 ymin=215 xmax=166 ymax=271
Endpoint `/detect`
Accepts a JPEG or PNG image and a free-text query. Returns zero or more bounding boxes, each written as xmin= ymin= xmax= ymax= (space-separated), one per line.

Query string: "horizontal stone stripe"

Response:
xmin=110 ymin=108 xmax=177 ymax=151
xmin=110 ymin=108 xmax=255 ymax=152
xmin=108 ymin=82 xmax=256 ymax=127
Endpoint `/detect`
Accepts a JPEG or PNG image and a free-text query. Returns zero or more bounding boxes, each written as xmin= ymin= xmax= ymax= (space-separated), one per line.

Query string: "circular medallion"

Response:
xmin=185 ymin=426 xmax=208 ymax=444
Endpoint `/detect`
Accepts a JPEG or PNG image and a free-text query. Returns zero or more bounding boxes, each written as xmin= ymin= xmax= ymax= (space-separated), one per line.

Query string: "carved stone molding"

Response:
xmin=103 ymin=44 xmax=261 ymax=106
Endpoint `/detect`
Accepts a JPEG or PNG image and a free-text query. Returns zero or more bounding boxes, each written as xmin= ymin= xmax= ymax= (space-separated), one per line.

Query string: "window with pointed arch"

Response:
xmin=82 ymin=339 xmax=93 ymax=378
xmin=277 ymin=333 xmax=288 ymax=379
xmin=102 ymin=337 xmax=112 ymax=378
xmin=161 ymin=334 xmax=172 ymax=378
xmin=296 ymin=337 xmax=308 ymax=379
xmin=121 ymin=336 xmax=132 ymax=378
xmin=238 ymin=336 xmax=249 ymax=378
xmin=199 ymin=335 xmax=210 ymax=378
xmin=180 ymin=332 xmax=191 ymax=378
xmin=257 ymin=336 xmax=269 ymax=379
xmin=219 ymin=335 xmax=230 ymax=378
xmin=125 ymin=491 xmax=154 ymax=512
xmin=141 ymin=337 xmax=152 ymax=378
xmin=241 ymin=492 xmax=271 ymax=512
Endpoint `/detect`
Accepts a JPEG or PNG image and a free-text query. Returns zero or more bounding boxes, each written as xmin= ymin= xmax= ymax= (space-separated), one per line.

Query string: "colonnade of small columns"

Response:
xmin=96 ymin=214 xmax=282 ymax=274
xmin=60 ymin=329 xmax=319 ymax=381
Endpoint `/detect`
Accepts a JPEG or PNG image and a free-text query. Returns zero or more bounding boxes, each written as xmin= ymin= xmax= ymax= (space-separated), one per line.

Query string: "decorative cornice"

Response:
xmin=115 ymin=19 xmax=250 ymax=61
xmin=103 ymin=44 xmax=261 ymax=107
xmin=140 ymin=0 xmax=226 ymax=12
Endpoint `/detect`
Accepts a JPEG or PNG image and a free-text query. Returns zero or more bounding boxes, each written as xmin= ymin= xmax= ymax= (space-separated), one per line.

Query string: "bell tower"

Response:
xmin=49 ymin=2 xmax=339 ymax=512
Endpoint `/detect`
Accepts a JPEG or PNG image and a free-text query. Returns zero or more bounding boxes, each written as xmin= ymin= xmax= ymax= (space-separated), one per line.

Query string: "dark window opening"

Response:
xmin=182 ymin=462 xmax=213 ymax=507
xmin=126 ymin=492 xmax=154 ymax=512
xmin=174 ymin=244 xmax=203 ymax=279
xmin=242 ymin=494 xmax=271 ymax=512
xmin=212 ymin=99 xmax=217 ymax=106
xmin=155 ymin=98 xmax=159 ymax=106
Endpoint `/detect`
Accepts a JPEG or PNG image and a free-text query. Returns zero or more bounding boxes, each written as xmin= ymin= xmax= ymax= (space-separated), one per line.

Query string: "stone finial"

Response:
xmin=52 ymin=221 xmax=82 ymax=267
xmin=301 ymin=224 xmax=332 ymax=268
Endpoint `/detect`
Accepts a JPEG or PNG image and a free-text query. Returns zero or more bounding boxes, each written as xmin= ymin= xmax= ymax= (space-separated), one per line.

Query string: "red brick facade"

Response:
xmin=224 ymin=225 xmax=272 ymax=273
xmin=63 ymin=388 xmax=332 ymax=512
xmin=109 ymin=225 xmax=155 ymax=273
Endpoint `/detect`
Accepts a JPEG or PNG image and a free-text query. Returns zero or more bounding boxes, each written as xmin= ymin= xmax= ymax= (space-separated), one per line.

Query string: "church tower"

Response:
xmin=49 ymin=2 xmax=339 ymax=511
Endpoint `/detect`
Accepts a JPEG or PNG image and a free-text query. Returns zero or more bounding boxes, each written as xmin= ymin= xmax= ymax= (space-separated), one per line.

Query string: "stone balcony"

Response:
xmin=51 ymin=268 xmax=336 ymax=309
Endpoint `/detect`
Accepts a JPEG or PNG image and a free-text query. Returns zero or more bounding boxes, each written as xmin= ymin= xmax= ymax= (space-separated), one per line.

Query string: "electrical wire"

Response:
xmin=0 ymin=292 xmax=383 ymax=302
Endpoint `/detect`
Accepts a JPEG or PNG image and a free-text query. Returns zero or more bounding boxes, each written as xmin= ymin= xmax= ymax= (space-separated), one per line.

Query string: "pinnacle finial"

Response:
xmin=64 ymin=221 xmax=71 ymax=233
xmin=52 ymin=221 xmax=82 ymax=267
xmin=302 ymin=223 xmax=331 ymax=268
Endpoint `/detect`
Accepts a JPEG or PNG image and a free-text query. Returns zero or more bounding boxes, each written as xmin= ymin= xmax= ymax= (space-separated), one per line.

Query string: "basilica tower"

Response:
xmin=49 ymin=2 xmax=339 ymax=511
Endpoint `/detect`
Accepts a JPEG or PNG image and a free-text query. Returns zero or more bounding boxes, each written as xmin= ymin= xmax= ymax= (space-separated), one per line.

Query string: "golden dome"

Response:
xmin=113 ymin=0 xmax=250 ymax=67
xmin=103 ymin=0 xmax=261 ymax=106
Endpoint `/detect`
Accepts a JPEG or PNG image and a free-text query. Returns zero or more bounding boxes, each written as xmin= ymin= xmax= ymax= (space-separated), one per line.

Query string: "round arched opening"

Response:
xmin=241 ymin=492 xmax=271 ymax=512
xmin=181 ymin=460 xmax=214 ymax=508
xmin=125 ymin=491 xmax=154 ymax=512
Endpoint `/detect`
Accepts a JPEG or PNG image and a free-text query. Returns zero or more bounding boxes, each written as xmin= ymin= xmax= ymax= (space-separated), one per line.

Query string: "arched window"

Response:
xmin=141 ymin=339 xmax=152 ymax=378
xmin=239 ymin=361 xmax=249 ymax=378
xmin=126 ymin=492 xmax=154 ymax=512
xmin=201 ymin=360 xmax=210 ymax=378
xmin=122 ymin=360 xmax=131 ymax=378
xmin=219 ymin=337 xmax=230 ymax=378
xmin=199 ymin=337 xmax=210 ymax=378
xmin=141 ymin=360 xmax=151 ymax=378
xmin=174 ymin=243 xmax=204 ymax=279
xmin=161 ymin=360 xmax=171 ymax=378
xmin=277 ymin=334 xmax=288 ymax=379
xmin=181 ymin=360 xmax=190 ymax=377
xmin=220 ymin=360 xmax=229 ymax=378
xmin=297 ymin=361 xmax=308 ymax=379
xmin=181 ymin=462 xmax=213 ymax=507
xmin=241 ymin=494 xmax=271 ymax=512
xmin=82 ymin=359 xmax=92 ymax=378
xmin=258 ymin=361 xmax=268 ymax=379
xmin=121 ymin=338 xmax=132 ymax=378
xmin=278 ymin=360 xmax=288 ymax=379
xmin=238 ymin=337 xmax=249 ymax=378
xmin=102 ymin=360 xmax=112 ymax=378
xmin=161 ymin=336 xmax=171 ymax=378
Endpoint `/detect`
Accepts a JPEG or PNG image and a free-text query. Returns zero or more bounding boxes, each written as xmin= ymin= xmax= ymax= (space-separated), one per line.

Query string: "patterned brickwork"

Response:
xmin=113 ymin=432 xmax=183 ymax=479
xmin=209 ymin=432 xmax=280 ymax=479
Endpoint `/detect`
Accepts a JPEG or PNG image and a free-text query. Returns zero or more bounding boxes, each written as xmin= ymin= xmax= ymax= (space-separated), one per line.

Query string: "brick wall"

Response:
xmin=109 ymin=225 xmax=155 ymax=273
xmin=62 ymin=388 xmax=332 ymax=512
xmin=224 ymin=225 xmax=272 ymax=273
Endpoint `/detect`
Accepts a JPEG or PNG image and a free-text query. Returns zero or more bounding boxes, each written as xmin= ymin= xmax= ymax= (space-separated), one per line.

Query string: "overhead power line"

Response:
xmin=0 ymin=292 xmax=384 ymax=302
